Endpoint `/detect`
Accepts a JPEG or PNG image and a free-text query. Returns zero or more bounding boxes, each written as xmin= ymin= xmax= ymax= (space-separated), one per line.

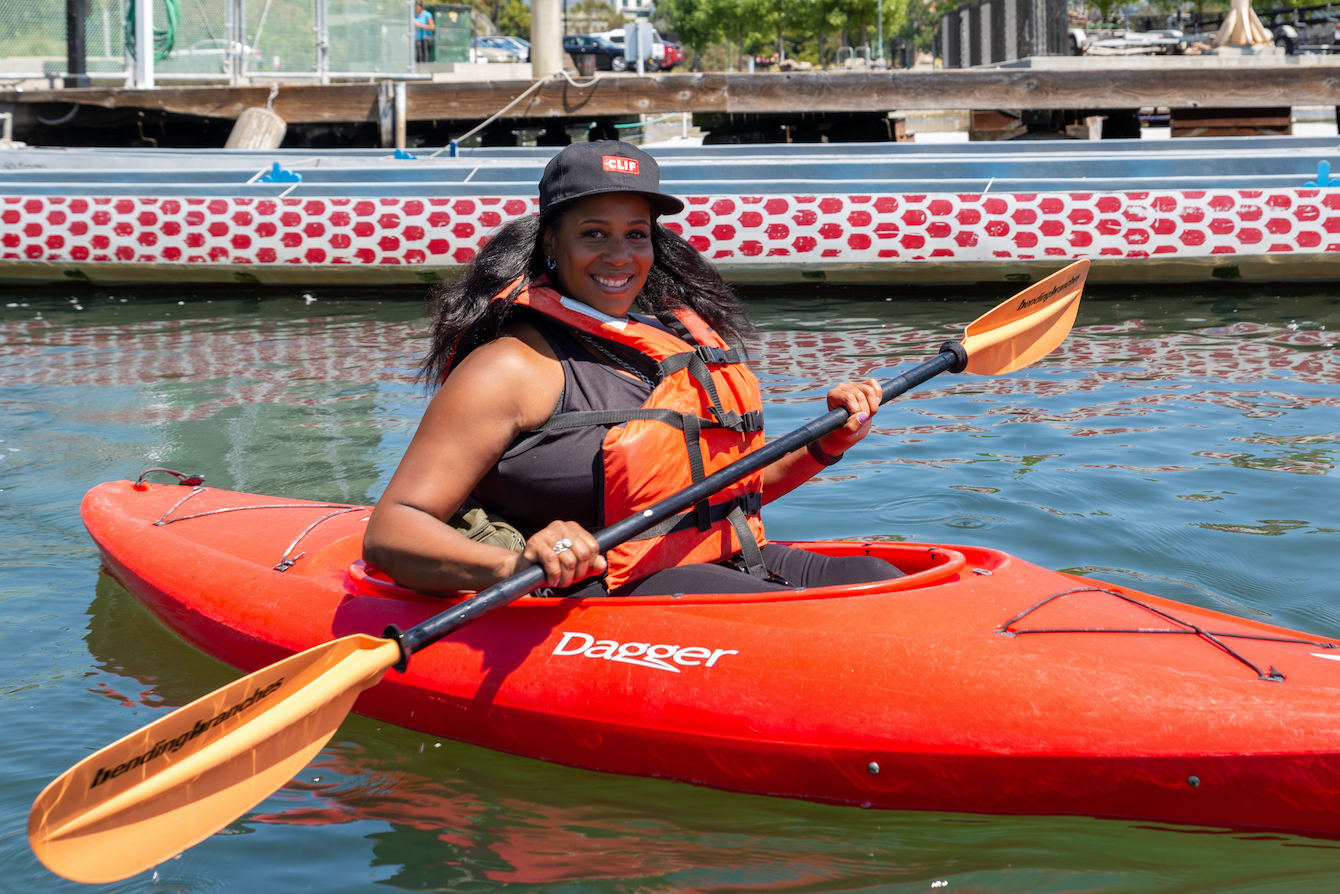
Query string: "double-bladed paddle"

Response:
xmin=29 ymin=259 xmax=1088 ymax=883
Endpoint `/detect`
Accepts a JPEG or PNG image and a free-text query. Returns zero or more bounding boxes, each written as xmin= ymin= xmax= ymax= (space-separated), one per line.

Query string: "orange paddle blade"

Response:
xmin=29 ymin=634 xmax=400 ymax=884
xmin=962 ymin=259 xmax=1089 ymax=375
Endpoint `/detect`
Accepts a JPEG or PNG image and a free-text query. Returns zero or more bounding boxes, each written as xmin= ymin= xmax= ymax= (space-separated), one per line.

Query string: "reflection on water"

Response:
xmin=2 ymin=283 xmax=1340 ymax=892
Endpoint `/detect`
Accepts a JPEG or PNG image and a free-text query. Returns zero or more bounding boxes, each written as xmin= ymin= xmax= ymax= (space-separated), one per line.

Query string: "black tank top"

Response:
xmin=472 ymin=314 xmax=656 ymax=537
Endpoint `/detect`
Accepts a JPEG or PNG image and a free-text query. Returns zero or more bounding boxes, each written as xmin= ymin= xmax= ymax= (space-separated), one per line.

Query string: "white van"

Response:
xmin=594 ymin=26 xmax=666 ymax=69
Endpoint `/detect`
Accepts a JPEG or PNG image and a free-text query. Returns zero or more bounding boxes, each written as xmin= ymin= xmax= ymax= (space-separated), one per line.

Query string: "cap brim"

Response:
xmin=546 ymin=187 xmax=685 ymax=217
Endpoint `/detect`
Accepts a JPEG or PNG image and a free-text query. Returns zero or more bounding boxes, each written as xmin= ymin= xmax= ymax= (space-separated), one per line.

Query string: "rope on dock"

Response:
xmin=426 ymin=70 xmax=605 ymax=159
xmin=613 ymin=113 xmax=678 ymax=129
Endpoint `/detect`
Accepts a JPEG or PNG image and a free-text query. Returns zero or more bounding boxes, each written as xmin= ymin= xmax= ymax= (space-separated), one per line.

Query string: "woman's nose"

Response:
xmin=602 ymin=238 xmax=633 ymax=262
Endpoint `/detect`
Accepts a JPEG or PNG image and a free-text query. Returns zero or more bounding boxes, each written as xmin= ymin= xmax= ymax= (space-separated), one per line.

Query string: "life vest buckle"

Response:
xmin=694 ymin=344 xmax=739 ymax=365
xmin=713 ymin=409 xmax=765 ymax=433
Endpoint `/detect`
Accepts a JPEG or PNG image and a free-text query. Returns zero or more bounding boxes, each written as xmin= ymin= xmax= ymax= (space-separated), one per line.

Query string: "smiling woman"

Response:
xmin=543 ymin=193 xmax=654 ymax=314
xmin=362 ymin=140 xmax=897 ymax=598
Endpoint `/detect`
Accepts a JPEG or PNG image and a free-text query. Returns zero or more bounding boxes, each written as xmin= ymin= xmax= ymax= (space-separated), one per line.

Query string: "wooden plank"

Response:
xmin=1064 ymin=115 xmax=1104 ymax=140
xmin=466 ymin=73 xmax=731 ymax=119
xmin=0 ymin=76 xmax=732 ymax=124
xmin=1170 ymin=105 xmax=1292 ymax=138
xmin=4 ymin=67 xmax=1339 ymax=123
xmin=1171 ymin=116 xmax=1292 ymax=128
xmin=1173 ymin=124 xmax=1293 ymax=137
xmin=715 ymin=68 xmax=1340 ymax=112
xmin=0 ymin=83 xmax=382 ymax=123
xmin=969 ymin=109 xmax=1026 ymax=141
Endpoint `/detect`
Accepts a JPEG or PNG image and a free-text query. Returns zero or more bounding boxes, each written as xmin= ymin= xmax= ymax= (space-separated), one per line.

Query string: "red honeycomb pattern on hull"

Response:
xmin=2 ymin=189 xmax=1336 ymax=267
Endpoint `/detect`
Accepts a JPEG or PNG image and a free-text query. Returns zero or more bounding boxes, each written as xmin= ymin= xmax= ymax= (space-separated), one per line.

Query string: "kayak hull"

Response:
xmin=83 ymin=480 xmax=1340 ymax=836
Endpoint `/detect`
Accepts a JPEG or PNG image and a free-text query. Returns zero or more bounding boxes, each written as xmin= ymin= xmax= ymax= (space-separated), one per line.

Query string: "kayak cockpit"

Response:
xmin=347 ymin=540 xmax=1008 ymax=606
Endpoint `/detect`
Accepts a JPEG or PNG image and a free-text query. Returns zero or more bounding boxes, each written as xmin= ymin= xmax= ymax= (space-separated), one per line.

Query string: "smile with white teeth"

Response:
xmin=593 ymin=275 xmax=633 ymax=288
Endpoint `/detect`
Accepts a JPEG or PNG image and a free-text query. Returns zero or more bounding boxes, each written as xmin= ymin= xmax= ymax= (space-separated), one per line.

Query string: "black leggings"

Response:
xmin=560 ymin=543 xmax=901 ymax=598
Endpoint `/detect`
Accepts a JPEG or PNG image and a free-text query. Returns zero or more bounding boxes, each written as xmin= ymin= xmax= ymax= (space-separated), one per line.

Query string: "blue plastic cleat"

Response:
xmin=258 ymin=161 xmax=302 ymax=184
xmin=1305 ymin=160 xmax=1337 ymax=187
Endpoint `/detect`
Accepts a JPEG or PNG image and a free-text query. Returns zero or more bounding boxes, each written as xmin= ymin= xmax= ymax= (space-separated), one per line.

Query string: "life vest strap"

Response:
xmin=726 ymin=503 xmax=769 ymax=579
xmin=716 ymin=409 xmax=765 ymax=433
xmin=531 ymin=408 xmax=761 ymax=434
xmin=656 ymin=349 xmax=764 ymax=434
xmin=532 ymin=406 xmax=764 ymax=534
xmin=658 ymin=345 xmax=742 ymax=374
xmin=627 ymin=491 xmax=764 ymax=542
xmin=681 ymin=412 xmax=710 ymax=530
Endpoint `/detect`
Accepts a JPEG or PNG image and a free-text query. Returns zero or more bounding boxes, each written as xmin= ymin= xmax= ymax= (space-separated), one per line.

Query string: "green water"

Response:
xmin=3 ymin=283 xmax=1340 ymax=893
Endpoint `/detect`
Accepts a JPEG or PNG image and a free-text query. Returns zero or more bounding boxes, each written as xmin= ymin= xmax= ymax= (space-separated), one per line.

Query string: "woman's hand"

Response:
xmin=760 ymin=377 xmax=882 ymax=503
xmin=815 ymin=378 xmax=883 ymax=459
xmin=514 ymin=521 xmax=607 ymax=589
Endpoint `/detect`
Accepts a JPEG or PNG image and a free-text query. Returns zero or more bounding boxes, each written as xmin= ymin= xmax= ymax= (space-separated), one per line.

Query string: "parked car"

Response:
xmin=594 ymin=26 xmax=665 ymax=69
xmin=661 ymin=39 xmax=684 ymax=70
xmin=563 ymin=34 xmax=627 ymax=71
xmin=471 ymin=37 xmax=519 ymax=63
xmin=478 ymin=34 xmax=529 ymax=62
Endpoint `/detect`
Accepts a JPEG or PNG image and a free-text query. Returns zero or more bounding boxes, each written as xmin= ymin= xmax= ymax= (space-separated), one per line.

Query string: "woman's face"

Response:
xmin=542 ymin=193 xmax=653 ymax=317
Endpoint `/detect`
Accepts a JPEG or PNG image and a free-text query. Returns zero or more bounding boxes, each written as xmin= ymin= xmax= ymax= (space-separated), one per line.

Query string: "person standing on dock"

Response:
xmin=414 ymin=2 xmax=436 ymax=63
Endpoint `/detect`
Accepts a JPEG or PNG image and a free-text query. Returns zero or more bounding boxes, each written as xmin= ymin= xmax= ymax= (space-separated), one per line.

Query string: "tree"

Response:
xmin=466 ymin=0 xmax=505 ymax=32
xmin=774 ymin=0 xmax=833 ymax=62
xmin=661 ymin=0 xmax=911 ymax=67
xmin=1086 ymin=0 xmax=1123 ymax=23
xmin=497 ymin=0 xmax=531 ymax=37
xmin=893 ymin=0 xmax=931 ymax=53
xmin=662 ymin=0 xmax=773 ymax=67
xmin=566 ymin=0 xmax=628 ymax=32
xmin=659 ymin=0 xmax=716 ymax=57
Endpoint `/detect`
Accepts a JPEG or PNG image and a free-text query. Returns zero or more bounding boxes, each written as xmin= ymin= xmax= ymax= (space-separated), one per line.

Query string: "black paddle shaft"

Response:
xmin=385 ymin=342 xmax=967 ymax=669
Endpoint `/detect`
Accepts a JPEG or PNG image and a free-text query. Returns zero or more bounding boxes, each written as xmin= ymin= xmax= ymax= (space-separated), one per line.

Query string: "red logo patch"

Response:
xmin=602 ymin=156 xmax=639 ymax=175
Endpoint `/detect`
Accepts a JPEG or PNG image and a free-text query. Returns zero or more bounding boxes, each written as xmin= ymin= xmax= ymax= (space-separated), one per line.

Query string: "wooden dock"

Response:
xmin=5 ymin=67 xmax=1340 ymax=126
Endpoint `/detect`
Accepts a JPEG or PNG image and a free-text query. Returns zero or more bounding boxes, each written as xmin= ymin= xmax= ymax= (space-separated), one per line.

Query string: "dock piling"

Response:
xmin=395 ymin=82 xmax=407 ymax=151
xmin=378 ymin=81 xmax=394 ymax=148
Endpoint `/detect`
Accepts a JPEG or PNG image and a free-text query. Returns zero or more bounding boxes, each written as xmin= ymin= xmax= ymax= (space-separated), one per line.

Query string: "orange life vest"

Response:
xmin=499 ymin=279 xmax=768 ymax=590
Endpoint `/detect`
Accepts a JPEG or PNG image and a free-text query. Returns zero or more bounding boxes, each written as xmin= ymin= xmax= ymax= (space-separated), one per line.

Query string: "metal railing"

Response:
xmin=1 ymin=0 xmax=419 ymax=86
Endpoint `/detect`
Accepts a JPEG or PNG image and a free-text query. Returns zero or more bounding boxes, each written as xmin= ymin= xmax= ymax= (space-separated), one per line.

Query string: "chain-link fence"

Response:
xmin=0 ymin=0 xmax=417 ymax=83
xmin=0 ymin=0 xmax=70 ymax=79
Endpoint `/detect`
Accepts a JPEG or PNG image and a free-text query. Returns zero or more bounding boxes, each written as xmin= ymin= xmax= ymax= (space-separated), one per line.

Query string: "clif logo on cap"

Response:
xmin=602 ymin=156 xmax=640 ymax=175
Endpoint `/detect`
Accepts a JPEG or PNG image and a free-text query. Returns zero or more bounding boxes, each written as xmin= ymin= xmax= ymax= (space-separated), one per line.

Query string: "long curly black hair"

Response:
xmin=419 ymin=206 xmax=753 ymax=386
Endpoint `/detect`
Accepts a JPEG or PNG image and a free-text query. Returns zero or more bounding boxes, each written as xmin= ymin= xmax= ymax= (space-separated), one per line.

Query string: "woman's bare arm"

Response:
xmin=363 ymin=323 xmax=605 ymax=591
xmin=761 ymin=378 xmax=882 ymax=504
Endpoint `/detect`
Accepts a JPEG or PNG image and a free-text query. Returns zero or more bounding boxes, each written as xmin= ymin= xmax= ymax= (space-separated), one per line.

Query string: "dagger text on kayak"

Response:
xmin=552 ymin=631 xmax=738 ymax=673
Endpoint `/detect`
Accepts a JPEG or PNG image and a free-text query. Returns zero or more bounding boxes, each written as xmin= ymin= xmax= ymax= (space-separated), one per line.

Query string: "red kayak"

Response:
xmin=83 ymin=478 xmax=1340 ymax=837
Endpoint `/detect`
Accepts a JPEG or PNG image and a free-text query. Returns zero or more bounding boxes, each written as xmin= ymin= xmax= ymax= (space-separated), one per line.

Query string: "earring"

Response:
xmin=545 ymin=257 xmax=556 ymax=270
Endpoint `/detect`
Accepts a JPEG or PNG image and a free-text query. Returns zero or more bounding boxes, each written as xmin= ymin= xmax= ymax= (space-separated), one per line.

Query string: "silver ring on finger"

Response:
xmin=552 ymin=537 xmax=573 ymax=555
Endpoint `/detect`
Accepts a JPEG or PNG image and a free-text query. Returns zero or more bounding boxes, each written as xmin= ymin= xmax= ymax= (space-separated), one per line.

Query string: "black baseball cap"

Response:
xmin=538 ymin=140 xmax=685 ymax=217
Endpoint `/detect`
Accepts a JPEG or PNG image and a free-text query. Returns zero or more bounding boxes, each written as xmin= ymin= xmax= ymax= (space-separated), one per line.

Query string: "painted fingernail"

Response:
xmin=857 ymin=412 xmax=870 ymax=423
